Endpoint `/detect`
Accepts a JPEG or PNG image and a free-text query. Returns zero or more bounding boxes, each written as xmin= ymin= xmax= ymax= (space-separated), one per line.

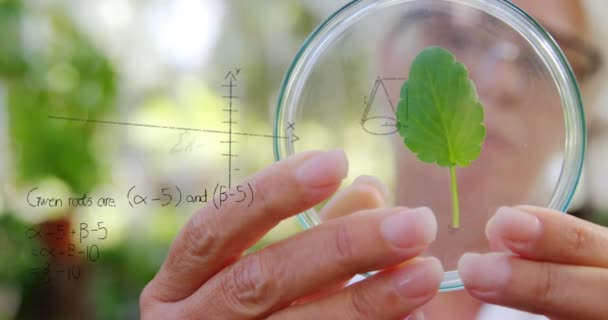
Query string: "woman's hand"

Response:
xmin=459 ymin=206 xmax=608 ymax=320
xmin=140 ymin=150 xmax=443 ymax=320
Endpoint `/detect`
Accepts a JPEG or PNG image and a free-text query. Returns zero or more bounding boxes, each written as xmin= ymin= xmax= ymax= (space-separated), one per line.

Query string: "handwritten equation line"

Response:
xmin=48 ymin=115 xmax=296 ymax=140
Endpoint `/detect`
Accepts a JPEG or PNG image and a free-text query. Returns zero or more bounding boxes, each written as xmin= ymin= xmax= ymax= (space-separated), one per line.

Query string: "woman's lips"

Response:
xmin=483 ymin=130 xmax=515 ymax=152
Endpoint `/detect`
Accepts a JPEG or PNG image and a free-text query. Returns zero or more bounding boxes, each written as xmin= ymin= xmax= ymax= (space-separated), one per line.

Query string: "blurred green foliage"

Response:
xmin=0 ymin=0 xmax=25 ymax=77
xmin=0 ymin=0 xmax=318 ymax=318
xmin=90 ymin=242 xmax=163 ymax=320
xmin=0 ymin=214 xmax=43 ymax=286
xmin=2 ymin=0 xmax=116 ymax=194
xmin=1 ymin=0 xmax=117 ymax=318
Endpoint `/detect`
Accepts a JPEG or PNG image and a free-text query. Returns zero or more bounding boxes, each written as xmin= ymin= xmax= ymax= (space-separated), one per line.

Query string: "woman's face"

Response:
xmin=383 ymin=0 xmax=592 ymax=267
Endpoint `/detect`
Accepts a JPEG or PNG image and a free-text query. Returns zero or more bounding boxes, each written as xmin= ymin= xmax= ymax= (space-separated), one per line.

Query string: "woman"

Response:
xmin=140 ymin=0 xmax=607 ymax=319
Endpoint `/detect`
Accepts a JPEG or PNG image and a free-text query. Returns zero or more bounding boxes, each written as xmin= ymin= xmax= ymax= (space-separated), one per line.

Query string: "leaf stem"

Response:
xmin=449 ymin=166 xmax=460 ymax=228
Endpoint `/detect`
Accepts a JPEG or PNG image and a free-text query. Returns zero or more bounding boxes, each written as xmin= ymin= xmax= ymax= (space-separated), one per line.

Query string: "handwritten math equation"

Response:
xmin=26 ymin=183 xmax=255 ymax=211
xmin=27 ymin=221 xmax=106 ymax=284
xmin=26 ymin=221 xmax=107 ymax=244
xmin=30 ymin=263 xmax=83 ymax=283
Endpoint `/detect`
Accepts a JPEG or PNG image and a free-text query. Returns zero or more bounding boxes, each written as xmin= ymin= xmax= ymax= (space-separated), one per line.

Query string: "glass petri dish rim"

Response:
xmin=273 ymin=0 xmax=586 ymax=292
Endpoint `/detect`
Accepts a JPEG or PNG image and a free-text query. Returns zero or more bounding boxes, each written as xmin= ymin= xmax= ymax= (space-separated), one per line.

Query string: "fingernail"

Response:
xmin=353 ymin=175 xmax=390 ymax=203
xmin=381 ymin=207 xmax=437 ymax=250
xmin=394 ymin=258 xmax=442 ymax=299
xmin=295 ymin=150 xmax=348 ymax=187
xmin=486 ymin=207 xmax=542 ymax=250
xmin=487 ymin=237 xmax=510 ymax=252
xmin=458 ymin=253 xmax=511 ymax=295
xmin=405 ymin=309 xmax=426 ymax=320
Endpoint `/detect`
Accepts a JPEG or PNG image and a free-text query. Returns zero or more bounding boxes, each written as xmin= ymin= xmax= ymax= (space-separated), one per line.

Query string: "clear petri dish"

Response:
xmin=274 ymin=0 xmax=585 ymax=291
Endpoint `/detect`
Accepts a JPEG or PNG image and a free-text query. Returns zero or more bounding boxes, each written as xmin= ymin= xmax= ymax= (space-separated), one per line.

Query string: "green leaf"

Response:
xmin=397 ymin=47 xmax=486 ymax=228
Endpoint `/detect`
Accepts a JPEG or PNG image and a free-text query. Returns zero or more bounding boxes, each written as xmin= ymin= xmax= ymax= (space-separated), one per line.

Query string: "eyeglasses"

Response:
xmin=551 ymin=33 xmax=603 ymax=82
xmin=385 ymin=10 xmax=603 ymax=84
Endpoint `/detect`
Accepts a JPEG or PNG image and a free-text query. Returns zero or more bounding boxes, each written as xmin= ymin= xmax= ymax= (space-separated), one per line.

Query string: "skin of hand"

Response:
xmin=140 ymin=150 xmax=443 ymax=320
xmin=458 ymin=206 xmax=608 ymax=320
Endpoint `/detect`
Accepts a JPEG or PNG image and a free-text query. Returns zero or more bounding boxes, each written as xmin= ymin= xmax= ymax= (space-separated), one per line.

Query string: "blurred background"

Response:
xmin=0 ymin=0 xmax=607 ymax=319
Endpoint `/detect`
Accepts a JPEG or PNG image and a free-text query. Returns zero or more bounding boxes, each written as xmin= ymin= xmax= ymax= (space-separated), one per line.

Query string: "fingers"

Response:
xmin=184 ymin=207 xmax=437 ymax=319
xmin=278 ymin=175 xmax=390 ymax=305
xmin=143 ymin=150 xmax=348 ymax=303
xmin=459 ymin=206 xmax=608 ymax=319
xmin=485 ymin=206 xmax=608 ymax=267
xmin=304 ymin=175 xmax=390 ymax=300
xmin=269 ymin=258 xmax=443 ymax=320
xmin=320 ymin=175 xmax=389 ymax=220
xmin=459 ymin=252 xmax=608 ymax=320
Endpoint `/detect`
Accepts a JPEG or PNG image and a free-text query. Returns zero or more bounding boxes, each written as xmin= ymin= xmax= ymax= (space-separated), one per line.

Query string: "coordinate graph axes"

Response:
xmin=223 ymin=70 xmax=238 ymax=189
xmin=47 ymin=115 xmax=299 ymax=141
xmin=48 ymin=70 xmax=300 ymax=190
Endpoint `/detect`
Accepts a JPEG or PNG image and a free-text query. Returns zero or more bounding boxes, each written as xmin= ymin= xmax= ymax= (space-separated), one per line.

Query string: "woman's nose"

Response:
xmin=468 ymin=41 xmax=529 ymax=108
